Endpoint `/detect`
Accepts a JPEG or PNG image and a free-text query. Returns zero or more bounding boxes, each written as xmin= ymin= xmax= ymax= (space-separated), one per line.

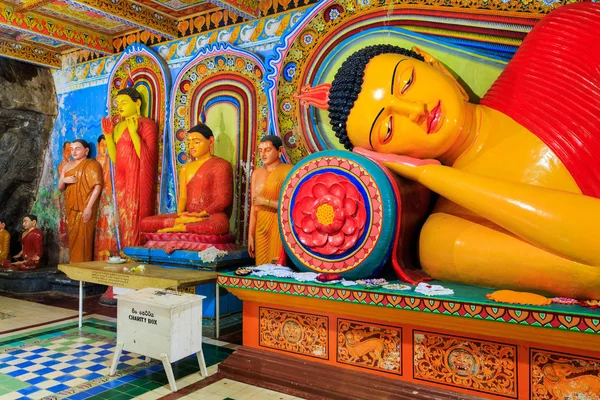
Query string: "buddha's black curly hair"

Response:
xmin=117 ymin=87 xmax=143 ymax=104
xmin=328 ymin=45 xmax=424 ymax=150
xmin=188 ymin=123 xmax=214 ymax=139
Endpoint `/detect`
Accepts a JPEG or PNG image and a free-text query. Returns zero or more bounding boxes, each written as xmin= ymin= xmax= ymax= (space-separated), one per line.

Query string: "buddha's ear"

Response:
xmin=411 ymin=47 xmax=470 ymax=101
xmin=135 ymin=99 xmax=142 ymax=115
xmin=209 ymin=136 xmax=215 ymax=155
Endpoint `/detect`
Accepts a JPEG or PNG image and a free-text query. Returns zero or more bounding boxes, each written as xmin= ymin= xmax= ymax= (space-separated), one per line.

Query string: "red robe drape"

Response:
xmin=481 ymin=2 xmax=600 ymax=198
xmin=140 ymin=156 xmax=233 ymax=236
xmin=114 ymin=117 xmax=158 ymax=247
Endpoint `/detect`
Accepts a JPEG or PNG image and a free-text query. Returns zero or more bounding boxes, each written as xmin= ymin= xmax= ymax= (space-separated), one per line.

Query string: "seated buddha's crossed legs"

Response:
xmin=157 ymin=215 xmax=207 ymax=233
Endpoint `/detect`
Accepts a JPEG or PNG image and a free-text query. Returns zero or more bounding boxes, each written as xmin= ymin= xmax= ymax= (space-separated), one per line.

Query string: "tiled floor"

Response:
xmin=180 ymin=379 xmax=303 ymax=400
xmin=0 ymin=297 xmax=78 ymax=333
xmin=0 ymin=296 xmax=304 ymax=400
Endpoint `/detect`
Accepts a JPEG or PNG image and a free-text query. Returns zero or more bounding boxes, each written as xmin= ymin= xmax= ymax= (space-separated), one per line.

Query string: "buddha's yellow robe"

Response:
xmin=255 ymin=163 xmax=292 ymax=265
xmin=0 ymin=229 xmax=9 ymax=261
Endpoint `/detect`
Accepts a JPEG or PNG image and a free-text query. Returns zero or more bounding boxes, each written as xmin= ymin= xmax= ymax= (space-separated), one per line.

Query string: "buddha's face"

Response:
xmin=187 ymin=132 xmax=212 ymax=159
xmin=71 ymin=142 xmax=89 ymax=161
xmin=258 ymin=141 xmax=281 ymax=166
xmin=116 ymin=94 xmax=139 ymax=118
xmin=22 ymin=217 xmax=35 ymax=231
xmin=346 ymin=54 xmax=467 ymax=159
xmin=98 ymin=139 xmax=107 ymax=156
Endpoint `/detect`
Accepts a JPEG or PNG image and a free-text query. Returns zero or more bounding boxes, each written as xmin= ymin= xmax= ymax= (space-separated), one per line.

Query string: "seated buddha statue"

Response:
xmin=1 ymin=215 xmax=43 ymax=271
xmin=140 ymin=123 xmax=234 ymax=251
xmin=302 ymin=2 xmax=600 ymax=300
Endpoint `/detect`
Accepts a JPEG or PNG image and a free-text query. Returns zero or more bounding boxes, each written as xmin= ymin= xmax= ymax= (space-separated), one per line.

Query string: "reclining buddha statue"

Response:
xmin=300 ymin=2 xmax=600 ymax=300
xmin=140 ymin=123 xmax=235 ymax=252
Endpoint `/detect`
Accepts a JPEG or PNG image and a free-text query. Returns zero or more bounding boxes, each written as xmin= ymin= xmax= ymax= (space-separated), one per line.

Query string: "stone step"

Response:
xmin=49 ymin=274 xmax=107 ymax=297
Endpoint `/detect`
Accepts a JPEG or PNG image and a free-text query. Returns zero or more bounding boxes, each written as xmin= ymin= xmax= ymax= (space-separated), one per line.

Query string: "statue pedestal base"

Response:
xmin=220 ymin=346 xmax=480 ymax=400
xmin=219 ymin=274 xmax=600 ymax=399
xmin=99 ymin=286 xmax=117 ymax=306
xmin=123 ymin=246 xmax=252 ymax=270
xmin=0 ymin=267 xmax=56 ymax=293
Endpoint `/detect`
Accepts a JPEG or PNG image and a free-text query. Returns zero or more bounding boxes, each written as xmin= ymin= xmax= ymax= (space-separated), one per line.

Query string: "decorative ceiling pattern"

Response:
xmin=0 ymin=0 xmax=580 ymax=68
xmin=0 ymin=0 xmax=263 ymax=67
xmin=40 ymin=1 xmax=128 ymax=33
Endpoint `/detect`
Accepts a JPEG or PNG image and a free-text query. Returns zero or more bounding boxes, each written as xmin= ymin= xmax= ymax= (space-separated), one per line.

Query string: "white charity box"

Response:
xmin=110 ymin=287 xmax=207 ymax=392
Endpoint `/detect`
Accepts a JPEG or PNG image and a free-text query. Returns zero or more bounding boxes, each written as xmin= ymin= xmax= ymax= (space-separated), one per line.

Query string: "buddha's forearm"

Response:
xmin=130 ymin=130 xmax=141 ymax=158
xmin=106 ymin=137 xmax=117 ymax=164
xmin=248 ymin=207 xmax=257 ymax=238
xmin=177 ymin=197 xmax=187 ymax=214
xmin=86 ymin=185 xmax=102 ymax=211
xmin=416 ymin=165 xmax=600 ymax=266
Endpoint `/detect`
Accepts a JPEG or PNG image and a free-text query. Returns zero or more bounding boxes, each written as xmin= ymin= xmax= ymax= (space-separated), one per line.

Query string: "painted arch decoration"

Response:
xmin=269 ymin=0 xmax=517 ymax=164
xmin=106 ymin=43 xmax=172 ymax=213
xmin=170 ymin=43 xmax=269 ymax=243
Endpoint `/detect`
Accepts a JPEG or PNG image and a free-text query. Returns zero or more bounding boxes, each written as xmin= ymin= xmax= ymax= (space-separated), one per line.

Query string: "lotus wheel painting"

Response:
xmin=279 ymin=150 xmax=398 ymax=280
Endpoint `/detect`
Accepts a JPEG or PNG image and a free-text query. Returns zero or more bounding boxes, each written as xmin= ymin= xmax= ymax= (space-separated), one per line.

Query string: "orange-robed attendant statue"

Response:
xmin=101 ymin=87 xmax=159 ymax=247
xmin=1 ymin=215 xmax=43 ymax=270
xmin=0 ymin=218 xmax=9 ymax=262
xmin=248 ymin=135 xmax=292 ymax=265
xmin=141 ymin=123 xmax=233 ymax=237
xmin=58 ymin=139 xmax=103 ymax=263
xmin=94 ymin=134 xmax=117 ymax=260
xmin=306 ymin=2 xmax=600 ymax=301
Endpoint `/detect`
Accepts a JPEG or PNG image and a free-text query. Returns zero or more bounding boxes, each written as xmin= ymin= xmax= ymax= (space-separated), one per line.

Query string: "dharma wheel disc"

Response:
xmin=279 ymin=150 xmax=398 ymax=280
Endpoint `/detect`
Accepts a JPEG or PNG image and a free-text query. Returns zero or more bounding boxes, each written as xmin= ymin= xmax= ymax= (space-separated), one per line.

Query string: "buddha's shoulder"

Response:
xmin=278 ymin=163 xmax=293 ymax=173
xmin=208 ymin=156 xmax=233 ymax=173
xmin=210 ymin=156 xmax=232 ymax=166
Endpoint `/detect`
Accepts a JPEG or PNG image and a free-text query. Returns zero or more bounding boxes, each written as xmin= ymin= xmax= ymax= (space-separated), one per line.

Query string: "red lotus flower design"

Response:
xmin=292 ymin=172 xmax=367 ymax=256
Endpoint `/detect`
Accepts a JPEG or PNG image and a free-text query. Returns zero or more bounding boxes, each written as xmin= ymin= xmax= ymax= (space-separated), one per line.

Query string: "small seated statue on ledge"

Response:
xmin=140 ymin=123 xmax=235 ymax=252
xmin=1 ymin=215 xmax=43 ymax=271
xmin=0 ymin=218 xmax=9 ymax=262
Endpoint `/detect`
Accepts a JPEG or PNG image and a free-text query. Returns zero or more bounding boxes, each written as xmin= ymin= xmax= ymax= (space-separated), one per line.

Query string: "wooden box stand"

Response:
xmin=110 ymin=288 xmax=207 ymax=392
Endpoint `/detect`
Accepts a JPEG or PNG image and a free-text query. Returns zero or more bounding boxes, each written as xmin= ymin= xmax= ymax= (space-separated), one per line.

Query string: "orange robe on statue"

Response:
xmin=0 ymin=230 xmax=9 ymax=261
xmin=141 ymin=157 xmax=233 ymax=235
xmin=64 ymin=158 xmax=103 ymax=263
xmin=254 ymin=163 xmax=292 ymax=265
xmin=115 ymin=117 xmax=158 ymax=247
xmin=94 ymin=156 xmax=117 ymax=260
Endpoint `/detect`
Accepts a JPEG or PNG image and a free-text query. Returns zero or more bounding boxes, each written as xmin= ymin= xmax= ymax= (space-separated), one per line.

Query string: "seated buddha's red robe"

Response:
xmin=20 ymin=227 xmax=43 ymax=270
xmin=141 ymin=156 xmax=233 ymax=236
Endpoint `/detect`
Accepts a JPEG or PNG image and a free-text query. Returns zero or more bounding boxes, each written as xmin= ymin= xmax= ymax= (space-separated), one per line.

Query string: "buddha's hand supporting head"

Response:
xmin=115 ymin=87 xmax=143 ymax=120
xmin=328 ymin=45 xmax=470 ymax=160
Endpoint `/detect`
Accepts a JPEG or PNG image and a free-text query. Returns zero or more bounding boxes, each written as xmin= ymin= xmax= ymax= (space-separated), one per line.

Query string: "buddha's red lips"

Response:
xmin=427 ymin=101 xmax=441 ymax=134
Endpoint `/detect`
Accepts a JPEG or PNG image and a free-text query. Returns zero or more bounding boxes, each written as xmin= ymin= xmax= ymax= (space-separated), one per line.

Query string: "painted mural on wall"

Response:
xmin=413 ymin=331 xmax=517 ymax=398
xmin=531 ymin=349 xmax=600 ymax=400
xmin=259 ymin=307 xmax=328 ymax=359
xmin=337 ymin=319 xmax=402 ymax=375
xmin=32 ymin=85 xmax=107 ymax=264
xmin=169 ymin=43 xmax=268 ymax=242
